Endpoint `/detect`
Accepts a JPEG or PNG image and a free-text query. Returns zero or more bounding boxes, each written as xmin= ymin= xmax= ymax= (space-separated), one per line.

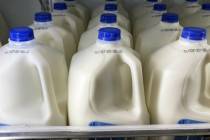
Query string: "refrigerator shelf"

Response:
xmin=0 ymin=124 xmax=210 ymax=139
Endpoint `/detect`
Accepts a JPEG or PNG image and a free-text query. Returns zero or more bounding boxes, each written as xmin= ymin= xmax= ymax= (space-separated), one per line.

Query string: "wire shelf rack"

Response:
xmin=0 ymin=124 xmax=210 ymax=139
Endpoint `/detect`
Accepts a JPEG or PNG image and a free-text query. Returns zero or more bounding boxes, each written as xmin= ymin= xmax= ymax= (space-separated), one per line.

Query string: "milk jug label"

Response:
xmin=175 ymin=119 xmax=209 ymax=140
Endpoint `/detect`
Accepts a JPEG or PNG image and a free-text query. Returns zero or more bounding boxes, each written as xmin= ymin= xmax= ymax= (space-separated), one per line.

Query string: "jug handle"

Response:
xmin=31 ymin=56 xmax=59 ymax=120
xmin=47 ymin=29 xmax=64 ymax=51
xmin=65 ymin=15 xmax=79 ymax=40
xmin=119 ymin=52 xmax=147 ymax=114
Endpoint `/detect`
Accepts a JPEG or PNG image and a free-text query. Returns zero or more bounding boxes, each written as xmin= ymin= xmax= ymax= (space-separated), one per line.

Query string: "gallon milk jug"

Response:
xmin=68 ymin=27 xmax=149 ymax=127
xmin=135 ymin=13 xmax=182 ymax=64
xmin=131 ymin=0 xmax=158 ymax=22
xmin=87 ymin=4 xmax=131 ymax=32
xmin=0 ymin=27 xmax=68 ymax=125
xmin=0 ymin=13 xmax=9 ymax=45
xmin=145 ymin=27 xmax=210 ymax=133
xmin=31 ymin=12 xmax=77 ymax=67
xmin=52 ymin=2 xmax=85 ymax=43
xmin=133 ymin=3 xmax=167 ymax=38
xmin=181 ymin=3 xmax=210 ymax=28
xmin=78 ymin=13 xmax=133 ymax=51
xmin=169 ymin=0 xmax=201 ymax=19
xmin=91 ymin=0 xmax=128 ymax=19
xmin=64 ymin=0 xmax=90 ymax=27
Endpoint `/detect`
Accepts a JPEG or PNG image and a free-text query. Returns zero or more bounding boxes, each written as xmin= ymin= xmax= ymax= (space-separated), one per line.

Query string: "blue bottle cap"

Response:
xmin=161 ymin=13 xmax=179 ymax=23
xmin=10 ymin=27 xmax=35 ymax=42
xmin=35 ymin=12 xmax=52 ymax=22
xmin=153 ymin=3 xmax=167 ymax=11
xmin=202 ymin=3 xmax=210 ymax=10
xmin=104 ymin=3 xmax=118 ymax=11
xmin=100 ymin=13 xmax=117 ymax=24
xmin=186 ymin=0 xmax=197 ymax=2
xmin=181 ymin=27 xmax=206 ymax=41
xmin=54 ymin=3 xmax=67 ymax=10
xmin=148 ymin=0 xmax=158 ymax=2
xmin=98 ymin=27 xmax=121 ymax=41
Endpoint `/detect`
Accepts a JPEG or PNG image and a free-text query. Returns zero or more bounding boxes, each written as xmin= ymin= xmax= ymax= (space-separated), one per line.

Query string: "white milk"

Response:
xmin=169 ymin=0 xmax=201 ymax=19
xmin=64 ymin=0 xmax=90 ymax=27
xmin=133 ymin=3 xmax=167 ymax=38
xmin=131 ymin=0 xmax=159 ymax=22
xmin=88 ymin=4 xmax=131 ymax=32
xmin=69 ymin=27 xmax=149 ymax=127
xmin=0 ymin=27 xmax=68 ymax=125
xmin=135 ymin=13 xmax=182 ymax=64
xmin=78 ymin=13 xmax=133 ymax=51
xmin=181 ymin=3 xmax=210 ymax=28
xmin=145 ymin=27 xmax=210 ymax=140
xmin=31 ymin=12 xmax=76 ymax=67
xmin=91 ymin=1 xmax=129 ymax=19
xmin=0 ymin=13 xmax=9 ymax=45
xmin=52 ymin=2 xmax=85 ymax=43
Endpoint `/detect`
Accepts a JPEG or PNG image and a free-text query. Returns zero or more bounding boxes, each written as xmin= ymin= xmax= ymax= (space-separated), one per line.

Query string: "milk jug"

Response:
xmin=145 ymin=27 xmax=210 ymax=132
xmin=135 ymin=13 xmax=182 ymax=64
xmin=64 ymin=0 xmax=90 ymax=27
xmin=131 ymin=0 xmax=158 ymax=22
xmin=52 ymin=2 xmax=85 ymax=43
xmin=68 ymin=27 xmax=149 ymax=127
xmin=91 ymin=1 xmax=129 ymax=19
xmin=31 ymin=12 xmax=76 ymax=67
xmin=0 ymin=27 xmax=68 ymax=125
xmin=78 ymin=13 xmax=133 ymax=51
xmin=169 ymin=0 xmax=201 ymax=19
xmin=181 ymin=3 xmax=210 ymax=28
xmin=133 ymin=3 xmax=167 ymax=38
xmin=0 ymin=13 xmax=9 ymax=45
xmin=87 ymin=4 xmax=131 ymax=32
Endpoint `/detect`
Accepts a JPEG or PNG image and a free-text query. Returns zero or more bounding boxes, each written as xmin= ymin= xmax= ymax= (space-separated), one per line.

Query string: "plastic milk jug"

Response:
xmin=91 ymin=1 xmax=129 ymax=19
xmin=135 ymin=13 xmax=182 ymax=64
xmin=87 ymin=4 xmax=131 ymax=32
xmin=78 ymin=13 xmax=133 ymax=51
xmin=31 ymin=12 xmax=76 ymax=67
xmin=169 ymin=0 xmax=201 ymax=19
xmin=133 ymin=3 xmax=167 ymax=38
xmin=68 ymin=27 xmax=150 ymax=127
xmin=64 ymin=0 xmax=90 ymax=27
xmin=181 ymin=3 xmax=210 ymax=28
xmin=0 ymin=27 xmax=68 ymax=125
xmin=145 ymin=27 xmax=210 ymax=125
xmin=131 ymin=0 xmax=159 ymax=22
xmin=52 ymin=2 xmax=85 ymax=43
xmin=0 ymin=13 xmax=9 ymax=45
xmin=145 ymin=27 xmax=210 ymax=140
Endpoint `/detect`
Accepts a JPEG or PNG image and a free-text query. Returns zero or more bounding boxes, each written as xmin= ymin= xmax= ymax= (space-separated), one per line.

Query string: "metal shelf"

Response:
xmin=0 ymin=124 xmax=210 ymax=139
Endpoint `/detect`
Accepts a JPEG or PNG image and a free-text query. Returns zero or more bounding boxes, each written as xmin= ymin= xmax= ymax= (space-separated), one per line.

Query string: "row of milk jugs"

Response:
xmin=0 ymin=0 xmax=137 ymax=126
xmin=0 ymin=0 xmax=210 ymax=137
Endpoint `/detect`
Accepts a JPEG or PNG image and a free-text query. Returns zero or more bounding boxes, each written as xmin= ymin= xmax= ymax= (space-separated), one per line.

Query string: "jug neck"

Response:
xmin=9 ymin=39 xmax=36 ymax=48
xmin=179 ymin=37 xmax=207 ymax=48
xmin=160 ymin=21 xmax=180 ymax=27
xmin=99 ymin=23 xmax=118 ymax=28
xmin=53 ymin=9 xmax=68 ymax=14
xmin=153 ymin=10 xmax=167 ymax=15
xmin=96 ymin=40 xmax=121 ymax=48
xmin=34 ymin=21 xmax=53 ymax=28
xmin=104 ymin=10 xmax=118 ymax=14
